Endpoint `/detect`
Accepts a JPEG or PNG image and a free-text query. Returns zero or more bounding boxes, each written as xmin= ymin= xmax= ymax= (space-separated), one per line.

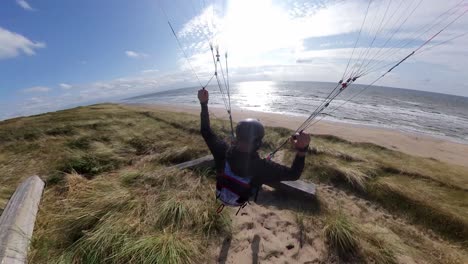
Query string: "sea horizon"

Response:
xmin=124 ymin=81 xmax=468 ymax=144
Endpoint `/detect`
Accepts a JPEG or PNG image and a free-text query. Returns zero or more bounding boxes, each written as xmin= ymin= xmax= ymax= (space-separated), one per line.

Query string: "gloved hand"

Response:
xmin=291 ymin=131 xmax=311 ymax=151
xmin=198 ymin=89 xmax=209 ymax=104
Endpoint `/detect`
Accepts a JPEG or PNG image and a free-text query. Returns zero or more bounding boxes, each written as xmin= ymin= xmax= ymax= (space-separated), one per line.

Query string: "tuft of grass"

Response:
xmin=118 ymin=232 xmax=202 ymax=264
xmin=140 ymin=168 xmax=231 ymax=235
xmin=359 ymin=225 xmax=397 ymax=264
xmin=154 ymin=194 xmax=192 ymax=228
xmin=23 ymin=128 xmax=43 ymax=140
xmin=323 ymin=211 xmax=359 ymax=257
xmin=0 ymin=127 xmax=43 ymax=142
xmin=58 ymin=153 xmax=123 ymax=178
xmin=45 ymin=126 xmax=75 ymax=136
xmin=67 ymin=137 xmax=92 ymax=150
xmin=56 ymin=214 xmax=203 ymax=264
xmin=46 ymin=172 xmax=66 ymax=185
xmin=120 ymin=170 xmax=144 ymax=186
xmin=338 ymin=166 xmax=370 ymax=190
xmin=361 ymin=241 xmax=397 ymax=264
xmin=195 ymin=198 xmax=231 ymax=236
xmin=148 ymin=190 xmax=231 ymax=236
xmin=55 ymin=179 xmax=134 ymax=245
xmin=295 ymin=213 xmax=308 ymax=248
xmin=66 ymin=219 xmax=133 ymax=264
xmin=309 ymin=159 xmax=370 ymax=191
xmin=127 ymin=136 xmax=154 ymax=155
xmin=157 ymin=146 xmax=203 ymax=164
xmin=140 ymin=168 xmax=187 ymax=190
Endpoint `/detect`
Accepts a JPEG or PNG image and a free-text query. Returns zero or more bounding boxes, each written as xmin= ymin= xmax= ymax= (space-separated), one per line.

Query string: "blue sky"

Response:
xmin=1 ymin=0 xmax=467 ymax=120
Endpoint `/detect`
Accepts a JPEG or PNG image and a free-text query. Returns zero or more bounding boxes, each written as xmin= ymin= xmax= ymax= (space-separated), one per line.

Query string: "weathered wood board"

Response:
xmin=0 ymin=175 xmax=45 ymax=264
xmin=174 ymin=155 xmax=215 ymax=170
xmin=174 ymin=155 xmax=316 ymax=196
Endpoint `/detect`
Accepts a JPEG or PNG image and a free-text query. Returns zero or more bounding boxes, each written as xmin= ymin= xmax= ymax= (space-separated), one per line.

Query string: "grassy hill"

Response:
xmin=0 ymin=104 xmax=466 ymax=263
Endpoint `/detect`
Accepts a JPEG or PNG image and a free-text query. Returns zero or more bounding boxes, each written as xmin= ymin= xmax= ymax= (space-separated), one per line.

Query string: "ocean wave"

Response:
xmin=125 ymin=81 xmax=468 ymax=144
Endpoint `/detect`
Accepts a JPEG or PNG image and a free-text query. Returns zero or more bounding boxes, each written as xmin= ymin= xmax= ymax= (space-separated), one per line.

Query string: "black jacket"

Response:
xmin=200 ymin=103 xmax=305 ymax=187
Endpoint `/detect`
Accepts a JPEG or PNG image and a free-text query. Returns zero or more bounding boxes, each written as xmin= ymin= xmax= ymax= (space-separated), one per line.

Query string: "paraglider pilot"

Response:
xmin=198 ymin=89 xmax=310 ymax=209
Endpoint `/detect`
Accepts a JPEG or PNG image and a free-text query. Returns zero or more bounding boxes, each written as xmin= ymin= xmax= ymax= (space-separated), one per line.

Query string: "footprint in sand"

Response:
xmin=240 ymin=222 xmax=255 ymax=230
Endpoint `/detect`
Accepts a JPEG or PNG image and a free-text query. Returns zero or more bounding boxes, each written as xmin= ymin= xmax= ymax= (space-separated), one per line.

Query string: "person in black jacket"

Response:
xmin=198 ymin=89 xmax=310 ymax=198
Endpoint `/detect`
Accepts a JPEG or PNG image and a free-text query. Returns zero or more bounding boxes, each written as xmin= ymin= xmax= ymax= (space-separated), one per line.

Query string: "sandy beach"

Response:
xmin=134 ymin=103 xmax=468 ymax=168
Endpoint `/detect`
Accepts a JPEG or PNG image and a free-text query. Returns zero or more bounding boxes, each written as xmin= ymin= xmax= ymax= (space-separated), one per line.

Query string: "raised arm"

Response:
xmin=256 ymin=132 xmax=311 ymax=184
xmin=199 ymin=89 xmax=228 ymax=159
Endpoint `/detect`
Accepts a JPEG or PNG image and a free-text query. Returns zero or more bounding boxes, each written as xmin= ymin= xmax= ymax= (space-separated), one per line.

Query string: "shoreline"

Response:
xmin=127 ymin=102 xmax=468 ymax=168
xmin=223 ymin=104 xmax=468 ymax=145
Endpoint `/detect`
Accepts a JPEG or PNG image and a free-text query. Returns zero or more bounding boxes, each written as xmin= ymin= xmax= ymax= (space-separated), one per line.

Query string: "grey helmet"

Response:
xmin=235 ymin=118 xmax=265 ymax=150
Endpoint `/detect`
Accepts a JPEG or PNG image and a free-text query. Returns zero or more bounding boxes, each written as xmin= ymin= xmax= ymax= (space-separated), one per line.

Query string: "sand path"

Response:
xmin=213 ymin=187 xmax=327 ymax=264
xmin=209 ymin=184 xmax=467 ymax=264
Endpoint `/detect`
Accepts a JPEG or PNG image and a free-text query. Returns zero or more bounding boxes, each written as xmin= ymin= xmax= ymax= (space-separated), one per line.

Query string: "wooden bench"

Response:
xmin=0 ymin=176 xmax=45 ymax=264
xmin=174 ymin=155 xmax=316 ymax=196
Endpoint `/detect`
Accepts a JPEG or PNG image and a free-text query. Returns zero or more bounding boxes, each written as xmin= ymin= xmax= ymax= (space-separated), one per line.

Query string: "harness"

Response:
xmin=216 ymin=161 xmax=259 ymax=215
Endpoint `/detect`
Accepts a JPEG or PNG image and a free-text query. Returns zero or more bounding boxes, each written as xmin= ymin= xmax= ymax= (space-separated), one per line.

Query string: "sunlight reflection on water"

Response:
xmin=233 ymin=81 xmax=276 ymax=112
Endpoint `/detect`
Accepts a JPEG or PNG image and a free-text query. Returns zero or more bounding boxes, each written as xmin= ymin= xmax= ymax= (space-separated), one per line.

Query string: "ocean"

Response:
xmin=125 ymin=81 xmax=468 ymax=144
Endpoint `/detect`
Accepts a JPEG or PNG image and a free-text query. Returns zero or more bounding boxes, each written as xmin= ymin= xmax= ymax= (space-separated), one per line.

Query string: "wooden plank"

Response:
xmin=175 ymin=155 xmax=315 ymax=196
xmin=0 ymin=175 xmax=45 ymax=264
xmin=267 ymin=180 xmax=316 ymax=196
xmin=173 ymin=155 xmax=214 ymax=170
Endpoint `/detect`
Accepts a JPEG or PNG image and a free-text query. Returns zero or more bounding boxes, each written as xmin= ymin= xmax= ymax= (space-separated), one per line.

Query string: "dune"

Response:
xmin=2 ymin=103 xmax=466 ymax=263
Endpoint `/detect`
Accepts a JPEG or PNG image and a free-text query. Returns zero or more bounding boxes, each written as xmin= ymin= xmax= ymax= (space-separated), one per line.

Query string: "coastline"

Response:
xmin=128 ymin=102 xmax=468 ymax=168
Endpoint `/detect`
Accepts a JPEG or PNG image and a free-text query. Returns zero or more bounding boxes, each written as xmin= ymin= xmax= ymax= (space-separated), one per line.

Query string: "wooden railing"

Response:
xmin=0 ymin=176 xmax=45 ymax=264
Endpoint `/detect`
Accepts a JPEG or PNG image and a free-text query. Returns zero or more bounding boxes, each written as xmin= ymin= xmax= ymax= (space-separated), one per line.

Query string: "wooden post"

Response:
xmin=0 ymin=175 xmax=45 ymax=264
xmin=174 ymin=155 xmax=316 ymax=196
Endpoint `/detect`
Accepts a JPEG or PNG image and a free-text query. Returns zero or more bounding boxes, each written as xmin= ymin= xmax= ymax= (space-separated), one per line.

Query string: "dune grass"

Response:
xmin=322 ymin=209 xmax=398 ymax=263
xmin=0 ymin=104 xmax=233 ymax=263
xmin=29 ymin=165 xmax=230 ymax=263
xmin=370 ymin=175 xmax=468 ymax=241
xmin=281 ymin=133 xmax=468 ymax=242
xmin=323 ymin=210 xmax=359 ymax=257
xmin=0 ymin=103 xmax=467 ymax=263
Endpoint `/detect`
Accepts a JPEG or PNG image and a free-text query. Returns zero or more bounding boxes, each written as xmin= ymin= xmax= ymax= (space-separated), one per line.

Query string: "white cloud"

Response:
xmin=16 ymin=0 xmax=33 ymax=11
xmin=28 ymin=97 xmax=44 ymax=104
xmin=22 ymin=86 xmax=51 ymax=93
xmin=0 ymin=27 xmax=45 ymax=59
xmin=141 ymin=69 xmax=159 ymax=74
xmin=59 ymin=83 xmax=73 ymax=90
xmin=125 ymin=50 xmax=148 ymax=59
xmin=171 ymin=0 xmax=468 ymax=94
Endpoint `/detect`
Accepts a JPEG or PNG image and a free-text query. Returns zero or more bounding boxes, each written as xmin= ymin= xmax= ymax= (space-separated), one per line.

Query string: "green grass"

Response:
xmin=323 ymin=210 xmax=359 ymax=257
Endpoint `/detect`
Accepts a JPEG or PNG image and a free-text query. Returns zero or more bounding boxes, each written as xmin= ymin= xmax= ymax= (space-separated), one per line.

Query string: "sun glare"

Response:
xmin=217 ymin=0 xmax=299 ymax=66
xmin=234 ymin=81 xmax=276 ymax=112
